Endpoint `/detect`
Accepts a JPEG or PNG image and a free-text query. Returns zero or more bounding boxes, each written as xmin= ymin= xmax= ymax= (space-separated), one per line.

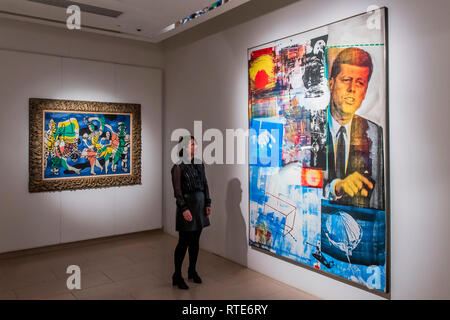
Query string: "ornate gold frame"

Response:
xmin=29 ymin=98 xmax=141 ymax=192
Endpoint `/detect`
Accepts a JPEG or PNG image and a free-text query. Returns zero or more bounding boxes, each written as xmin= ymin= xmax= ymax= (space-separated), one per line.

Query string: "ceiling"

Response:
xmin=0 ymin=0 xmax=251 ymax=43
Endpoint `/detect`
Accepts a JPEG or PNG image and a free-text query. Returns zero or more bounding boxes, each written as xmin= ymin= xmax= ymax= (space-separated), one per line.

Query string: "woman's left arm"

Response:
xmin=202 ymin=163 xmax=211 ymax=208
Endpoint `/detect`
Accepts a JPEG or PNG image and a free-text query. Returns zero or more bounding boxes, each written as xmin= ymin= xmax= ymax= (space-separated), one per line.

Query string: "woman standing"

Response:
xmin=171 ymin=136 xmax=212 ymax=289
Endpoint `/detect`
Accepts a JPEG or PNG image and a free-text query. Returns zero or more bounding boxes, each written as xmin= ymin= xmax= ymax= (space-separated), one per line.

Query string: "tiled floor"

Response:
xmin=0 ymin=230 xmax=318 ymax=300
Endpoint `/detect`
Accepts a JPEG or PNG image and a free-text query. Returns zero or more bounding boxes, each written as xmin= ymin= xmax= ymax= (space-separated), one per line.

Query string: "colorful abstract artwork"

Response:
xmin=248 ymin=8 xmax=388 ymax=294
xmin=29 ymin=98 xmax=141 ymax=192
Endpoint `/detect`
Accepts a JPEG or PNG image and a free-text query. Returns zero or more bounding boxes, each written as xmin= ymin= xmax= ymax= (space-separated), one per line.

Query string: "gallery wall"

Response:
xmin=0 ymin=17 xmax=164 ymax=253
xmin=163 ymin=0 xmax=450 ymax=299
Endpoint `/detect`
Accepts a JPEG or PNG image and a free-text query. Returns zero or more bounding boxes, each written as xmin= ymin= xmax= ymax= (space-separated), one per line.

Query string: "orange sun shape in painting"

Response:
xmin=301 ymin=168 xmax=323 ymax=188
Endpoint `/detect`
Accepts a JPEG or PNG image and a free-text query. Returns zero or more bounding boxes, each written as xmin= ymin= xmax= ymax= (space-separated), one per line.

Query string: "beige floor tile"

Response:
xmin=178 ymin=279 xmax=241 ymax=300
xmin=128 ymin=282 xmax=193 ymax=300
xmin=51 ymin=243 xmax=124 ymax=263
xmin=178 ymin=275 xmax=224 ymax=300
xmin=14 ymin=277 xmax=70 ymax=300
xmin=197 ymin=250 xmax=234 ymax=267
xmin=118 ymin=269 xmax=224 ymax=300
xmin=145 ymin=255 xmax=177 ymax=281
xmin=0 ymin=269 xmax=57 ymax=291
xmin=117 ymin=273 xmax=167 ymax=288
xmin=45 ymin=293 xmax=77 ymax=300
xmin=13 ymin=271 xmax=110 ymax=300
xmin=204 ymin=267 xmax=264 ymax=287
xmin=81 ymin=271 xmax=114 ymax=289
xmin=119 ymin=245 xmax=165 ymax=264
xmin=102 ymin=261 xmax=162 ymax=282
xmin=51 ymin=263 xmax=105 ymax=279
xmin=72 ymin=282 xmax=134 ymax=300
xmin=0 ymin=256 xmax=54 ymax=276
xmin=0 ymin=289 xmax=16 ymax=300
xmin=49 ymin=255 xmax=134 ymax=277
xmin=0 ymin=230 xmax=319 ymax=300
xmin=262 ymin=286 xmax=319 ymax=300
xmin=117 ymin=274 xmax=171 ymax=299
xmin=147 ymin=237 xmax=178 ymax=254
xmin=14 ymin=270 xmax=113 ymax=299
xmin=208 ymin=276 xmax=286 ymax=300
xmin=83 ymin=254 xmax=135 ymax=268
xmin=27 ymin=254 xmax=88 ymax=277
xmin=77 ymin=245 xmax=134 ymax=260
xmin=200 ymin=260 xmax=250 ymax=283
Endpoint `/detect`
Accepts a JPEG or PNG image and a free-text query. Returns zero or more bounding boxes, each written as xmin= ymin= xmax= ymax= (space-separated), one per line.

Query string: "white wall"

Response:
xmin=0 ymin=18 xmax=164 ymax=253
xmin=163 ymin=0 xmax=450 ymax=299
xmin=0 ymin=17 xmax=164 ymax=68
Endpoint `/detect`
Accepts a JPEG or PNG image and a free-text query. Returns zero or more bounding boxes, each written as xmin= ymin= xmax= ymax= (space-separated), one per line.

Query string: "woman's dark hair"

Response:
xmin=178 ymin=135 xmax=196 ymax=158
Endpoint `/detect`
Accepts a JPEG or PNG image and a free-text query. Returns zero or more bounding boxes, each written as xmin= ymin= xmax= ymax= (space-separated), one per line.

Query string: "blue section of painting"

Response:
xmin=249 ymin=166 xmax=267 ymax=205
xmin=320 ymin=252 xmax=386 ymax=291
xmin=43 ymin=112 xmax=131 ymax=179
xmin=249 ymin=163 xmax=323 ymax=266
xmin=249 ymin=161 xmax=386 ymax=292
xmin=249 ymin=117 xmax=283 ymax=168
xmin=321 ymin=200 xmax=386 ymax=266
xmin=320 ymin=200 xmax=386 ymax=291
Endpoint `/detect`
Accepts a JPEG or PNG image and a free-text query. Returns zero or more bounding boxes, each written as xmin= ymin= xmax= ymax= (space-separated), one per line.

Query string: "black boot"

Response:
xmin=188 ymin=269 xmax=202 ymax=284
xmin=172 ymin=273 xmax=189 ymax=290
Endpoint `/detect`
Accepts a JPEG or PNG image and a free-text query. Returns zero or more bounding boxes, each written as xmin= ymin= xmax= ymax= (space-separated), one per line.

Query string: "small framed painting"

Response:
xmin=29 ymin=98 xmax=141 ymax=192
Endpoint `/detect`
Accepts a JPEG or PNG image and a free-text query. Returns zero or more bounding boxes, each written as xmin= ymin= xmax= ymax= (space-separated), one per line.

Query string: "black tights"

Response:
xmin=174 ymin=230 xmax=202 ymax=277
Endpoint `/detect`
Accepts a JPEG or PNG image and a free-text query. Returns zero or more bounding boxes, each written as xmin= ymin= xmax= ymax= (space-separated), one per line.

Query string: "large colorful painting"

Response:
xmin=248 ymin=8 xmax=389 ymax=295
xmin=29 ymin=98 xmax=141 ymax=192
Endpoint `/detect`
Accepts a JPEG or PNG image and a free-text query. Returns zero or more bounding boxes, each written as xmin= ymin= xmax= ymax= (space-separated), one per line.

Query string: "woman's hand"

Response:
xmin=182 ymin=209 xmax=193 ymax=222
xmin=205 ymin=206 xmax=211 ymax=217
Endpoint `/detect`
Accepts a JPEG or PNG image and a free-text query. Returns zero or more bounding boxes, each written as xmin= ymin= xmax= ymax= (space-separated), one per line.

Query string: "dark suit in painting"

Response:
xmin=324 ymin=114 xmax=385 ymax=210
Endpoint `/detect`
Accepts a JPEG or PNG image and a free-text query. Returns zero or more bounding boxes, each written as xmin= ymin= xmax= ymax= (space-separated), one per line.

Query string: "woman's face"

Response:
xmin=188 ymin=139 xmax=197 ymax=158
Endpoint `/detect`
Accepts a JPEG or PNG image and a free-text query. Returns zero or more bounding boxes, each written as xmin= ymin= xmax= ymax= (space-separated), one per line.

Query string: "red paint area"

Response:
xmin=251 ymin=47 xmax=275 ymax=60
xmin=254 ymin=70 xmax=269 ymax=89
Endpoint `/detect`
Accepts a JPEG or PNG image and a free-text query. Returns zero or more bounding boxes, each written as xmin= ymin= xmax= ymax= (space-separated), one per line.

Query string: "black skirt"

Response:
xmin=176 ymin=191 xmax=210 ymax=232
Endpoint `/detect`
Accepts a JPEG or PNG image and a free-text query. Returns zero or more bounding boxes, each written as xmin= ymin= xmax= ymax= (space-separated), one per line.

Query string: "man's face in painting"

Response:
xmin=329 ymin=63 xmax=370 ymax=119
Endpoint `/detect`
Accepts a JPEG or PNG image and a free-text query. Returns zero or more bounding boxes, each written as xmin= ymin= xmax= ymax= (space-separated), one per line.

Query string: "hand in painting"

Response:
xmin=205 ymin=206 xmax=211 ymax=218
xmin=182 ymin=209 xmax=193 ymax=222
xmin=335 ymin=171 xmax=373 ymax=198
